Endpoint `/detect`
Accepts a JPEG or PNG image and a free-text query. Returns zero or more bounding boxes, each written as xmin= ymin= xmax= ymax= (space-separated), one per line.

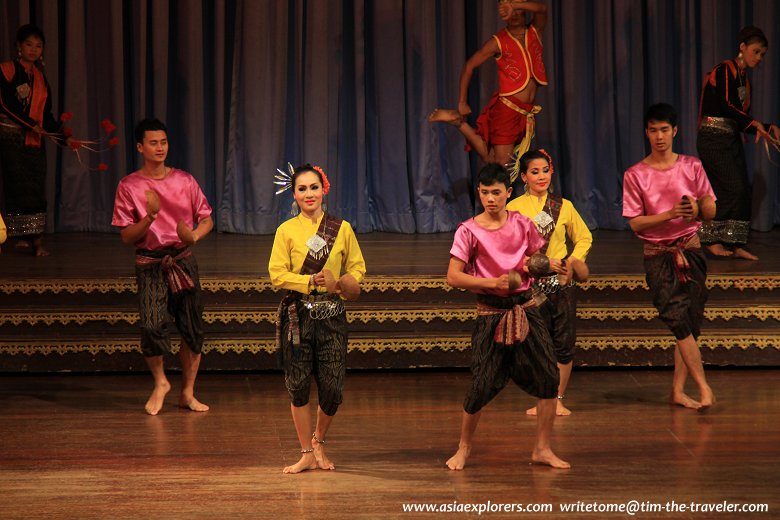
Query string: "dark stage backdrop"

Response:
xmin=1 ymin=0 xmax=778 ymax=234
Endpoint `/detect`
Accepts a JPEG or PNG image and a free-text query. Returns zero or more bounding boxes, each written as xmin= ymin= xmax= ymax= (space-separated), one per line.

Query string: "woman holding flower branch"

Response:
xmin=0 ymin=24 xmax=65 ymax=255
xmin=0 ymin=24 xmax=117 ymax=256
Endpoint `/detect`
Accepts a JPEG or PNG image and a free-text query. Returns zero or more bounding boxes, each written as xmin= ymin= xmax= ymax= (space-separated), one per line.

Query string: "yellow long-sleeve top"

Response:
xmin=506 ymin=193 xmax=592 ymax=261
xmin=268 ymin=213 xmax=366 ymax=295
xmin=0 ymin=213 xmax=6 ymax=244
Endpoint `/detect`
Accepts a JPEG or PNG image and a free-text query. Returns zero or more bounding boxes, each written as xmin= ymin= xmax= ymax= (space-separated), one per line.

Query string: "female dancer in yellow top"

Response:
xmin=269 ymin=164 xmax=366 ymax=474
xmin=507 ymin=149 xmax=591 ymax=416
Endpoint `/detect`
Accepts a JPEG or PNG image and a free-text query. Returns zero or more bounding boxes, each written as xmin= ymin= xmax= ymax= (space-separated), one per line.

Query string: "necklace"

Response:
xmin=735 ymin=59 xmax=747 ymax=106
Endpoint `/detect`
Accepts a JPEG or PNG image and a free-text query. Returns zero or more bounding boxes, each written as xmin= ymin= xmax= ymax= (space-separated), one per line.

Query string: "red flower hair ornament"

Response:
xmin=538 ymin=148 xmax=554 ymax=175
xmin=312 ymin=165 xmax=330 ymax=195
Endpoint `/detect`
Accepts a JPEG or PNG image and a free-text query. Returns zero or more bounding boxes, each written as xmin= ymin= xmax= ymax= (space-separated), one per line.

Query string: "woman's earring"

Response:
xmin=39 ymin=54 xmax=45 ymax=67
xmin=290 ymin=201 xmax=299 ymax=216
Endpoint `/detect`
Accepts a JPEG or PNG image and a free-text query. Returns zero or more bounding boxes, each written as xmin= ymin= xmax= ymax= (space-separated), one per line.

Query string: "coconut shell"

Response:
xmin=682 ymin=195 xmax=697 ymax=222
xmin=528 ymin=253 xmax=551 ymax=277
xmin=507 ymin=270 xmax=522 ymax=291
xmin=337 ymin=273 xmax=361 ymax=301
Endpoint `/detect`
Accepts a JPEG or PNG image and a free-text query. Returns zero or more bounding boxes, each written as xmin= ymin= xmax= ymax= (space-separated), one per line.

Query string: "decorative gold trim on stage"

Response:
xmin=348 ymin=337 xmax=472 ymax=353
xmin=580 ymin=306 xmax=780 ymax=322
xmin=579 ymin=276 xmax=647 ymax=291
xmin=579 ymin=274 xmax=780 ymax=291
xmin=576 ymin=335 xmax=780 ymax=352
xmin=2 ymin=274 xmax=779 ymax=295
xmin=1 ymin=311 xmax=137 ymax=326
xmin=0 ymin=279 xmax=137 ymax=294
xmin=3 ymin=305 xmax=779 ymax=327
xmin=0 ymin=276 xmax=455 ymax=295
xmin=2 ymin=334 xmax=777 ymax=356
xmin=0 ymin=309 xmax=476 ymax=326
xmin=0 ymin=337 xmax=472 ymax=356
xmin=361 ymin=277 xmax=454 ymax=292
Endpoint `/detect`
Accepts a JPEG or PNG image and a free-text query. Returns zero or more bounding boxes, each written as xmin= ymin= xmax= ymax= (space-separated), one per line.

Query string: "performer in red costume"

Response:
xmin=429 ymin=0 xmax=548 ymax=181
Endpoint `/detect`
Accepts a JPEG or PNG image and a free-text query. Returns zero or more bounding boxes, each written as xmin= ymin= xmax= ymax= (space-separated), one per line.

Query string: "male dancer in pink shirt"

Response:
xmin=445 ymin=163 xmax=569 ymax=470
xmin=112 ymin=119 xmax=213 ymax=415
xmin=622 ymin=103 xmax=716 ymax=411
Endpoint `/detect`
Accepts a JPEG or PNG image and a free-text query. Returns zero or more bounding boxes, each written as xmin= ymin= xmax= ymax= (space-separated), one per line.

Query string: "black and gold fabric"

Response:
xmin=134 ymin=247 xmax=205 ymax=357
xmin=462 ymin=292 xmax=559 ymax=414
xmin=644 ymin=247 xmax=708 ymax=341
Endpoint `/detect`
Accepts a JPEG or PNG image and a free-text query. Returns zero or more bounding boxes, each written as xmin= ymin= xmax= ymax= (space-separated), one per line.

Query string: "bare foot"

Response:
xmin=145 ymin=381 xmax=171 ymax=415
xmin=669 ymin=392 xmax=701 ymax=410
xmin=697 ymin=386 xmax=716 ymax=412
xmin=733 ymin=247 xmax=758 ymax=261
xmin=283 ymin=452 xmax=318 ymax=474
xmin=556 ymin=401 xmax=572 ymax=416
xmin=705 ymin=243 xmax=733 ymax=258
xmin=29 ymin=238 xmax=49 ymax=256
xmin=531 ymin=448 xmax=571 ymax=469
xmin=178 ymin=396 xmax=210 ymax=412
xmin=526 ymin=401 xmax=571 ymax=416
xmin=446 ymin=445 xmax=471 ymax=470
xmin=312 ymin=435 xmax=335 ymax=470
xmin=427 ymin=108 xmax=463 ymax=127
xmin=15 ymin=239 xmax=31 ymax=249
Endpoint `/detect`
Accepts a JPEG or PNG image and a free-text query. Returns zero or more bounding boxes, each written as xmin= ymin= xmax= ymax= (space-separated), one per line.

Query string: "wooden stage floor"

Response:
xmin=1 ymin=228 xmax=779 ymax=278
xmin=0 ymin=369 xmax=777 ymax=519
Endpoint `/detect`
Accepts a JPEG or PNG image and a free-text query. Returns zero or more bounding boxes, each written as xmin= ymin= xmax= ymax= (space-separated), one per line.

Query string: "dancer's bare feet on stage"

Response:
xmin=526 ymin=401 xmax=572 ymax=416
xmin=145 ymin=380 xmax=171 ymax=415
xmin=705 ymin=243 xmax=733 ymax=257
xmin=531 ymin=448 xmax=571 ymax=469
xmin=428 ymin=108 xmax=463 ymax=127
xmin=669 ymin=391 xmax=701 ymax=410
xmin=446 ymin=445 xmax=471 ymax=470
xmin=283 ymin=451 xmax=318 ymax=474
xmin=312 ymin=433 xmax=335 ymax=470
xmin=178 ymin=395 xmax=209 ymax=412
xmin=697 ymin=386 xmax=715 ymax=412
xmin=15 ymin=239 xmax=31 ymax=249
xmin=733 ymin=247 xmax=758 ymax=261
xmin=33 ymin=238 xmax=49 ymax=257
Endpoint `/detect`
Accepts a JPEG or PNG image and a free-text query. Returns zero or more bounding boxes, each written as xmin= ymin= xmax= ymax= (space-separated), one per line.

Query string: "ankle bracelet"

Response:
xmin=301 ymin=447 xmax=314 ymax=454
xmin=557 ymin=394 xmax=565 ymax=400
xmin=312 ymin=432 xmax=326 ymax=445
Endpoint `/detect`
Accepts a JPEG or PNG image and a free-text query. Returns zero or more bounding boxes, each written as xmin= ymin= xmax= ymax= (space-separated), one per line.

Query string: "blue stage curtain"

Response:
xmin=0 ymin=1 xmax=778 ymax=234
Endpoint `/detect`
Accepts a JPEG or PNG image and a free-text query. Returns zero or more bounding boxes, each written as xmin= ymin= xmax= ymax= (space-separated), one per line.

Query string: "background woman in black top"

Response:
xmin=696 ymin=26 xmax=779 ymax=260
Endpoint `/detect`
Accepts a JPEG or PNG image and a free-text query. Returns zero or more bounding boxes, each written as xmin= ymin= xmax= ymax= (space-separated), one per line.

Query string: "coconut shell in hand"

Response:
xmin=337 ymin=273 xmax=361 ymax=301
xmin=682 ymin=195 xmax=698 ymax=222
xmin=528 ymin=253 xmax=551 ymax=277
xmin=507 ymin=270 xmax=522 ymax=291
